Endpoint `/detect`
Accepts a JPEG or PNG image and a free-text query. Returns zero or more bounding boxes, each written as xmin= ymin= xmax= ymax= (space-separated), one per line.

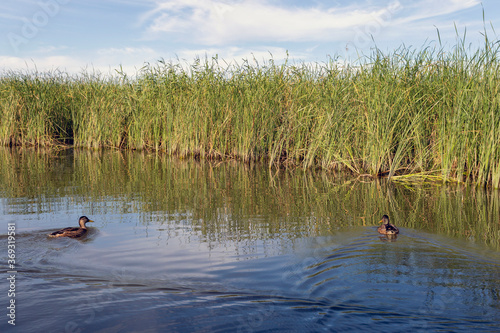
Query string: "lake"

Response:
xmin=1 ymin=148 xmax=499 ymax=332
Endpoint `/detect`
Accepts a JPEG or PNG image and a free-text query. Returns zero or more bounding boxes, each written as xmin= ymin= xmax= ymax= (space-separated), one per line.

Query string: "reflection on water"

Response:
xmin=0 ymin=148 xmax=499 ymax=332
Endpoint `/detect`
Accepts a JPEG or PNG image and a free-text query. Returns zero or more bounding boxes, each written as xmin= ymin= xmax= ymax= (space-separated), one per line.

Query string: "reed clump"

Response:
xmin=1 ymin=36 xmax=500 ymax=187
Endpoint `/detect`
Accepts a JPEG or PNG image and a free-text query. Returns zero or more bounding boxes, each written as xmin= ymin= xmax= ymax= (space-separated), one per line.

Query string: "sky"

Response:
xmin=1 ymin=0 xmax=499 ymax=76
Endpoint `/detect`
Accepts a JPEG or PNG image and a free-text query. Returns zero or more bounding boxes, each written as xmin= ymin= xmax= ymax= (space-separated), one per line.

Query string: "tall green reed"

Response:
xmin=1 ymin=33 xmax=500 ymax=187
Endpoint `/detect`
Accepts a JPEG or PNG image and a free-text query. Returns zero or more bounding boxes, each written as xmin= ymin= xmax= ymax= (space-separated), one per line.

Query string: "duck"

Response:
xmin=48 ymin=216 xmax=94 ymax=238
xmin=377 ymin=215 xmax=399 ymax=235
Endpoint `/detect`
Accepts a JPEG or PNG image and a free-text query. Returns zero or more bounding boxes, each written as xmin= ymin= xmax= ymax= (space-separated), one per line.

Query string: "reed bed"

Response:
xmin=1 ymin=36 xmax=500 ymax=187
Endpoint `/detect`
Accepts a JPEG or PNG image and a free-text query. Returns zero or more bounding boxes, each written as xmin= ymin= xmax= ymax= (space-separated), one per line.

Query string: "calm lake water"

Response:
xmin=1 ymin=148 xmax=499 ymax=332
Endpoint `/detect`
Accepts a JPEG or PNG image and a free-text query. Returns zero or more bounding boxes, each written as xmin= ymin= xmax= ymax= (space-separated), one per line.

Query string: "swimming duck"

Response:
xmin=377 ymin=215 xmax=399 ymax=235
xmin=48 ymin=216 xmax=94 ymax=238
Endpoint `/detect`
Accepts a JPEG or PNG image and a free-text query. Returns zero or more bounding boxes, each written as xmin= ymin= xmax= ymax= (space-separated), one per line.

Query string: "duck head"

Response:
xmin=78 ymin=216 xmax=94 ymax=228
xmin=379 ymin=215 xmax=390 ymax=225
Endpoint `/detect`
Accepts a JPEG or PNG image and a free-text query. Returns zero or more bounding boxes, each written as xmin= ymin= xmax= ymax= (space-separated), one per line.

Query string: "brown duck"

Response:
xmin=48 ymin=216 xmax=94 ymax=238
xmin=377 ymin=215 xmax=399 ymax=235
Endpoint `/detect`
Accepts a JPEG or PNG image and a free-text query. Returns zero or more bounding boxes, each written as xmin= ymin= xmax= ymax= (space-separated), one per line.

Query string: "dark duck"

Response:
xmin=377 ymin=215 xmax=399 ymax=235
xmin=48 ymin=216 xmax=94 ymax=238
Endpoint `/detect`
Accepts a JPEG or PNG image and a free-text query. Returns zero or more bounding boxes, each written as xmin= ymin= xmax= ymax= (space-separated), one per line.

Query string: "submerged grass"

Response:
xmin=1 ymin=34 xmax=500 ymax=187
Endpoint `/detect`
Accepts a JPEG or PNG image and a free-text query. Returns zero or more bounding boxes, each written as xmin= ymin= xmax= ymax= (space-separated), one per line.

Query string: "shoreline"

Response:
xmin=2 ymin=41 xmax=500 ymax=187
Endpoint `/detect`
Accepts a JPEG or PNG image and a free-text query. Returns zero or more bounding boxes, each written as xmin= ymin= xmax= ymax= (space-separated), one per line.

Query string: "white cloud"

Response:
xmin=393 ymin=0 xmax=480 ymax=25
xmin=0 ymin=0 xmax=488 ymax=76
xmin=0 ymin=55 xmax=82 ymax=74
xmin=144 ymin=0 xmax=402 ymax=44
xmin=0 ymin=46 xmax=301 ymax=77
xmin=143 ymin=0 xmax=481 ymax=46
xmin=0 ymin=47 xmax=161 ymax=76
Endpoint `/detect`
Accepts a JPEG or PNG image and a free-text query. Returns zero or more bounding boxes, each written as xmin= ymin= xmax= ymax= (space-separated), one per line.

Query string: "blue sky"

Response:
xmin=1 ymin=0 xmax=499 ymax=75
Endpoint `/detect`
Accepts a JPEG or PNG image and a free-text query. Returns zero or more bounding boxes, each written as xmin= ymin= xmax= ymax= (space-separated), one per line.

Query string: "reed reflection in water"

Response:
xmin=0 ymin=148 xmax=499 ymax=332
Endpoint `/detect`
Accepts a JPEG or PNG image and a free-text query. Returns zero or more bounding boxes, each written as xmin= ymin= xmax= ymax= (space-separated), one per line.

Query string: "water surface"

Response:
xmin=1 ymin=148 xmax=499 ymax=332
